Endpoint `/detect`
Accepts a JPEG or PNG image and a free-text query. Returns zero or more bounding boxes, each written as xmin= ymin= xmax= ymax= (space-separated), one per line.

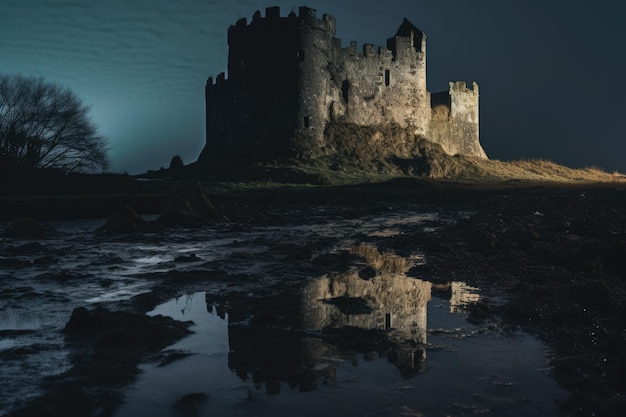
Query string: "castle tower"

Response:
xmin=201 ymin=6 xmax=337 ymax=162
xmin=199 ymin=6 xmax=486 ymax=168
xmin=429 ymin=81 xmax=486 ymax=158
xmin=294 ymin=7 xmax=337 ymax=155
xmin=384 ymin=18 xmax=430 ymax=136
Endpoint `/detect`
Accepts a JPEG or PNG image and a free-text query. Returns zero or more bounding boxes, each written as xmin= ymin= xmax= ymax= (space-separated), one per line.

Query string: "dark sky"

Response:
xmin=2 ymin=0 xmax=625 ymax=174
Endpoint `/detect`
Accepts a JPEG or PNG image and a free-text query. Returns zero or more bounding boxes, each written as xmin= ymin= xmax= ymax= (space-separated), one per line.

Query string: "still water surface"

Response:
xmin=117 ymin=283 xmax=564 ymax=417
xmin=0 ymin=212 xmax=566 ymax=416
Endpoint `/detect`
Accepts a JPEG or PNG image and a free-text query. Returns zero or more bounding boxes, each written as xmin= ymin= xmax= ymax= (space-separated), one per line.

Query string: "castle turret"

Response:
xmin=387 ymin=18 xmax=426 ymax=58
xmin=429 ymin=81 xmax=486 ymax=158
xmin=383 ymin=18 xmax=430 ymax=136
xmin=295 ymin=7 xmax=337 ymax=154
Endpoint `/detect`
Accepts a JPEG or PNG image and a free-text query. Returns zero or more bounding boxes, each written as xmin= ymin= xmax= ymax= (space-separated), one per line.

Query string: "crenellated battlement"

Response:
xmin=227 ymin=6 xmax=336 ymax=45
xmin=336 ymin=40 xmax=395 ymax=60
xmin=200 ymin=6 xmax=486 ymax=166
xmin=206 ymin=72 xmax=227 ymax=87
xmin=450 ymin=81 xmax=479 ymax=95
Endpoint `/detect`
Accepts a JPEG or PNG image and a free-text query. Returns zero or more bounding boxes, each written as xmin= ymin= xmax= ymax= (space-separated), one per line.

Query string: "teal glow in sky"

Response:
xmin=1 ymin=0 xmax=625 ymax=173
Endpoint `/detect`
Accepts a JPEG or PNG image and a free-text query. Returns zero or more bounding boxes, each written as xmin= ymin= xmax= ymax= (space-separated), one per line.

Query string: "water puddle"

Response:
xmin=0 ymin=215 xmax=568 ymax=416
xmin=116 ymin=246 xmax=566 ymax=417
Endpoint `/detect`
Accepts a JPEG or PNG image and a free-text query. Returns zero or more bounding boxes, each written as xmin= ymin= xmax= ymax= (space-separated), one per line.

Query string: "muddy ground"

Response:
xmin=400 ymin=185 xmax=626 ymax=417
xmin=3 ymin=180 xmax=625 ymax=416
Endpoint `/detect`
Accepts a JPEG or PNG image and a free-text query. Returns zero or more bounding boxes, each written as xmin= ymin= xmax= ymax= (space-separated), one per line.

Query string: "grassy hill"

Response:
xmin=233 ymin=122 xmax=626 ymax=186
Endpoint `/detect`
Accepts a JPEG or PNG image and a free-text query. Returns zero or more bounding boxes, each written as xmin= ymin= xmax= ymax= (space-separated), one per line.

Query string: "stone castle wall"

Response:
xmin=429 ymin=81 xmax=486 ymax=158
xmin=201 ymin=6 xmax=486 ymax=163
xmin=323 ymin=29 xmax=430 ymax=138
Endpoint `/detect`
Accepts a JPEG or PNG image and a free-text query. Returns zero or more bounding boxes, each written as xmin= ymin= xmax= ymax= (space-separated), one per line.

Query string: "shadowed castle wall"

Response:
xmin=205 ymin=7 xmax=303 ymax=161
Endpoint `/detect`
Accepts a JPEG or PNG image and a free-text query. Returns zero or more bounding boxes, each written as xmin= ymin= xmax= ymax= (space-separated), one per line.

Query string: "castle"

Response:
xmin=200 ymin=6 xmax=487 ymax=164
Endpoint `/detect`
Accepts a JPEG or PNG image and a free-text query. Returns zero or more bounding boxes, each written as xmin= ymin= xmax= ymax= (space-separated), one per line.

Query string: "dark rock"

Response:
xmin=64 ymin=307 xmax=192 ymax=347
xmin=158 ymin=181 xmax=227 ymax=227
xmin=174 ymin=253 xmax=201 ymax=263
xmin=0 ymin=329 xmax=37 ymax=337
xmin=174 ymin=392 xmax=208 ymax=416
xmin=0 ymin=343 xmax=43 ymax=359
xmin=169 ymin=155 xmax=184 ymax=170
xmin=358 ymin=266 xmax=377 ymax=280
xmin=64 ymin=306 xmax=103 ymax=333
xmin=96 ymin=204 xmax=152 ymax=233
xmin=5 ymin=307 xmax=196 ymax=417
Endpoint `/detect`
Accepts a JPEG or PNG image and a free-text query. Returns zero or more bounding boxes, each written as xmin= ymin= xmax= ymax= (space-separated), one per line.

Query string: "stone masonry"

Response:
xmin=199 ymin=6 xmax=487 ymax=163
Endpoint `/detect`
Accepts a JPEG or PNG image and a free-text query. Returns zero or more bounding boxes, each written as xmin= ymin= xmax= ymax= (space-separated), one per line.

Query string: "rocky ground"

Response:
xmin=2 ymin=180 xmax=625 ymax=416
xmin=208 ymin=181 xmax=626 ymax=416
xmin=399 ymin=186 xmax=626 ymax=417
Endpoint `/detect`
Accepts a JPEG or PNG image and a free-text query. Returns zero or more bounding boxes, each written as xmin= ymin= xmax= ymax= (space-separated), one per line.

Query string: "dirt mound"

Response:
xmin=196 ymin=121 xmax=625 ymax=185
xmin=96 ymin=204 xmax=153 ymax=233
xmin=158 ymin=181 xmax=228 ymax=227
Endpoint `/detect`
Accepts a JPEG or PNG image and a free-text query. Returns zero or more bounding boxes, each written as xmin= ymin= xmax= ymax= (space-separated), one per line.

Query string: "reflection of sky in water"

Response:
xmin=117 ymin=281 xmax=565 ymax=417
xmin=0 ymin=311 xmax=42 ymax=330
xmin=0 ymin=213 xmax=565 ymax=416
xmin=84 ymin=283 xmax=152 ymax=304
xmin=134 ymin=255 xmax=170 ymax=265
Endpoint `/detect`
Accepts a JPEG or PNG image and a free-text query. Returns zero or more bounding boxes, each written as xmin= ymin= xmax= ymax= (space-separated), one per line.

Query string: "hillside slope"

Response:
xmin=260 ymin=122 xmax=625 ymax=185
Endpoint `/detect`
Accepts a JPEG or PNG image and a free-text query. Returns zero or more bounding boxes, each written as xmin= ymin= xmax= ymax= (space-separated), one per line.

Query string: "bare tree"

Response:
xmin=0 ymin=74 xmax=109 ymax=172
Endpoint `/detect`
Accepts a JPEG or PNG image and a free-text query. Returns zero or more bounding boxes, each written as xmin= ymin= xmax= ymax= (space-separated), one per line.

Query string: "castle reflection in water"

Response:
xmin=206 ymin=244 xmax=479 ymax=393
